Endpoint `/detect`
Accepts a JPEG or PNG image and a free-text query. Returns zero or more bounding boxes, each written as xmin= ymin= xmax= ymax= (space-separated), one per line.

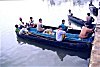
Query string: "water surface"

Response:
xmin=0 ymin=0 xmax=99 ymax=67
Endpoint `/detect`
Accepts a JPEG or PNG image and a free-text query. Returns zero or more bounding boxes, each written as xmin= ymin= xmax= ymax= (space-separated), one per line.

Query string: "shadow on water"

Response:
xmin=16 ymin=36 xmax=91 ymax=61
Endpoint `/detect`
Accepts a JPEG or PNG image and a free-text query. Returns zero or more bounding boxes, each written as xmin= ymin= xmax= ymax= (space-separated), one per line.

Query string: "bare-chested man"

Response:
xmin=79 ymin=25 xmax=93 ymax=38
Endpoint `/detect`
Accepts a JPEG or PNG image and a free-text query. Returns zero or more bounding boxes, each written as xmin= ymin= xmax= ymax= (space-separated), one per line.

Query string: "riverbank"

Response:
xmin=89 ymin=8 xmax=100 ymax=67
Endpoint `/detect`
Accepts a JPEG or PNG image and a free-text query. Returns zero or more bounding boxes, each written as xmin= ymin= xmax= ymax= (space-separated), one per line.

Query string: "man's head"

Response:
xmin=62 ymin=19 xmax=65 ymax=24
xmin=39 ymin=18 xmax=42 ymax=23
xmin=15 ymin=24 xmax=18 ymax=28
xmin=87 ymin=13 xmax=90 ymax=16
xmin=30 ymin=17 xmax=33 ymax=20
xmin=19 ymin=17 xmax=22 ymax=22
xmin=69 ymin=9 xmax=71 ymax=13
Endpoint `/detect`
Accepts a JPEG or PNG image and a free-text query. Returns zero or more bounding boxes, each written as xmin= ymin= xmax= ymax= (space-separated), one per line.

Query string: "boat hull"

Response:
xmin=68 ymin=15 xmax=85 ymax=27
xmin=16 ymin=32 xmax=93 ymax=52
xmin=68 ymin=15 xmax=95 ymax=28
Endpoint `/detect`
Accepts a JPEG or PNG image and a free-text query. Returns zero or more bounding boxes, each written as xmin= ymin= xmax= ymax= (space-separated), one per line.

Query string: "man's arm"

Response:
xmin=87 ymin=28 xmax=93 ymax=32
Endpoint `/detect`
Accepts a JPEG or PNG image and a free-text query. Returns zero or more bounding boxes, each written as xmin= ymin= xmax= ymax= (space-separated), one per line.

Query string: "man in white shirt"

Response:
xmin=29 ymin=17 xmax=34 ymax=27
xmin=37 ymin=18 xmax=44 ymax=32
xmin=68 ymin=9 xmax=73 ymax=16
xmin=56 ymin=26 xmax=66 ymax=41
xmin=68 ymin=9 xmax=73 ymax=26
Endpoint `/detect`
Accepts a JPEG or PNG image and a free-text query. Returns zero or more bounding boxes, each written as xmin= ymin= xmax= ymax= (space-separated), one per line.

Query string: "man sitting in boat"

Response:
xmin=19 ymin=17 xmax=25 ymax=29
xmin=29 ymin=17 xmax=35 ymax=27
xmin=68 ymin=9 xmax=73 ymax=26
xmin=68 ymin=9 xmax=73 ymax=16
xmin=37 ymin=18 xmax=45 ymax=33
xmin=56 ymin=26 xmax=66 ymax=41
xmin=86 ymin=13 xmax=94 ymax=28
xmin=89 ymin=2 xmax=98 ymax=16
xmin=19 ymin=17 xmax=23 ymax=24
xmin=59 ymin=19 xmax=67 ymax=31
xmin=25 ymin=23 xmax=30 ymax=28
xmin=15 ymin=24 xmax=20 ymax=34
xmin=67 ymin=22 xmax=73 ymax=29
xmin=79 ymin=25 xmax=93 ymax=39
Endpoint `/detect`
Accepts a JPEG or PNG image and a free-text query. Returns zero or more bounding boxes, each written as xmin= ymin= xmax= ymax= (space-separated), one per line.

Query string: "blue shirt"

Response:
xmin=60 ymin=24 xmax=66 ymax=31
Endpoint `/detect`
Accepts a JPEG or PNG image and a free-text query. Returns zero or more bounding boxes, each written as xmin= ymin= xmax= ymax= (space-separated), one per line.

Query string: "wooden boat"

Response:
xmin=68 ymin=15 xmax=95 ymax=27
xmin=68 ymin=15 xmax=85 ymax=27
xmin=16 ymin=27 xmax=94 ymax=52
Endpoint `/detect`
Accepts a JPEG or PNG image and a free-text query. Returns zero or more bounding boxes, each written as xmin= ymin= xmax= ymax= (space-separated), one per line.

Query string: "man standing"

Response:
xmin=86 ymin=13 xmax=94 ymax=28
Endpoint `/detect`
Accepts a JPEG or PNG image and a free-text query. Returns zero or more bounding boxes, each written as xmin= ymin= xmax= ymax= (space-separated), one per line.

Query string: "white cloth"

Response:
xmin=56 ymin=29 xmax=66 ymax=41
xmin=43 ymin=29 xmax=54 ymax=35
xmin=19 ymin=28 xmax=28 ymax=34
xmin=68 ymin=12 xmax=72 ymax=16
xmin=37 ymin=22 xmax=43 ymax=31
xmin=19 ymin=22 xmax=25 ymax=27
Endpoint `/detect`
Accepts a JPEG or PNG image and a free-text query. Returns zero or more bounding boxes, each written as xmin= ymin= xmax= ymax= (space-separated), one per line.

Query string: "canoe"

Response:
xmin=68 ymin=15 xmax=95 ymax=27
xmin=16 ymin=27 xmax=94 ymax=52
xmin=89 ymin=5 xmax=98 ymax=16
xmin=68 ymin=15 xmax=85 ymax=27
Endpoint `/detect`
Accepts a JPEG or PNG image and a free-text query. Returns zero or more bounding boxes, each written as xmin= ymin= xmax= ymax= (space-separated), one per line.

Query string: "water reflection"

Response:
xmin=17 ymin=36 xmax=91 ymax=61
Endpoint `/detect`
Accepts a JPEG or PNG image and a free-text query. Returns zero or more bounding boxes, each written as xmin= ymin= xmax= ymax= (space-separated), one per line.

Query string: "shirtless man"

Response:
xmin=79 ymin=25 xmax=93 ymax=39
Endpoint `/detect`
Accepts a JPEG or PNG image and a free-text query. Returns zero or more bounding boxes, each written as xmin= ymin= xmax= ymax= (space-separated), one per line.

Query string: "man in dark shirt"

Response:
xmin=86 ymin=13 xmax=94 ymax=28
